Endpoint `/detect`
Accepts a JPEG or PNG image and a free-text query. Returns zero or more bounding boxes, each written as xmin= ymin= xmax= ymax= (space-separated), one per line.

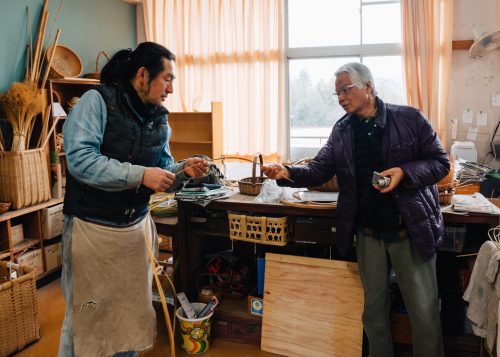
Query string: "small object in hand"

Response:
xmin=372 ymin=171 xmax=390 ymax=189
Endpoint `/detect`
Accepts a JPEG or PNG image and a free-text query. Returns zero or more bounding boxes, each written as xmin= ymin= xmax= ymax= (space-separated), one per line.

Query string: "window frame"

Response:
xmin=285 ymin=0 xmax=402 ymax=161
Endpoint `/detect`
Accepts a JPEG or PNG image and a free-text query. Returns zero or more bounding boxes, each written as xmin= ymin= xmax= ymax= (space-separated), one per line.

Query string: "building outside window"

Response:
xmin=287 ymin=0 xmax=406 ymax=161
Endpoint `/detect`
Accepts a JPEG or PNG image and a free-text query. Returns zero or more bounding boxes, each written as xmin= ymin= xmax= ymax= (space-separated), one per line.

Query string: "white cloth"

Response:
xmin=463 ymin=241 xmax=500 ymax=353
xmin=71 ymin=215 xmax=158 ymax=356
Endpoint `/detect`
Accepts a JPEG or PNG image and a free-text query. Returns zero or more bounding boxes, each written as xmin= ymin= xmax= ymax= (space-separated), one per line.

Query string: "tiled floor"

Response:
xmin=14 ymin=278 xmax=277 ymax=357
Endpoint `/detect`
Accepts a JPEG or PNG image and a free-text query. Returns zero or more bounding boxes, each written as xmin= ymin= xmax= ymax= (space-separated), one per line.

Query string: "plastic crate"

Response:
xmin=228 ymin=213 xmax=289 ymax=246
xmin=441 ymin=225 xmax=466 ymax=252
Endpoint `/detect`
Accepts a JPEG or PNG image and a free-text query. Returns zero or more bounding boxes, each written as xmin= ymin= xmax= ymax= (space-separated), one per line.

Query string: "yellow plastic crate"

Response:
xmin=228 ymin=213 xmax=289 ymax=246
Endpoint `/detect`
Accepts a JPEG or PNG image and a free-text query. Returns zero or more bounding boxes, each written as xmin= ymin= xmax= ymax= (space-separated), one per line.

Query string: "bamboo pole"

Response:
xmin=36 ymin=105 xmax=52 ymax=148
xmin=32 ymin=1 xmax=50 ymax=84
xmin=40 ymin=28 xmax=60 ymax=90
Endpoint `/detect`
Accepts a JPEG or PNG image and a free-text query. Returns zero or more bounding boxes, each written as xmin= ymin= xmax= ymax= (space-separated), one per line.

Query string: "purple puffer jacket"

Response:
xmin=284 ymin=97 xmax=450 ymax=261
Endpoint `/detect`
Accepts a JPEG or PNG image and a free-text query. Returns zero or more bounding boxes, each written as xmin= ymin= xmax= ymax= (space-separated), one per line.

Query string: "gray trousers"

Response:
xmin=356 ymin=229 xmax=444 ymax=357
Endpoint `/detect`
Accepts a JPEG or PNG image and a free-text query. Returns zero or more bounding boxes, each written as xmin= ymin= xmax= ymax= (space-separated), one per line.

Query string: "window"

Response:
xmin=287 ymin=0 xmax=405 ymax=161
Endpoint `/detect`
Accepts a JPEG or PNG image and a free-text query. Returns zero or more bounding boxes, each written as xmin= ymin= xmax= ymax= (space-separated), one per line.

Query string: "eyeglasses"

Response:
xmin=334 ymin=84 xmax=357 ymax=98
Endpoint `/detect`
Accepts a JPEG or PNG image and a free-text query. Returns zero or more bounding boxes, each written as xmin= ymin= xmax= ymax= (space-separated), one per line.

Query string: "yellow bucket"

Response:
xmin=176 ymin=302 xmax=213 ymax=354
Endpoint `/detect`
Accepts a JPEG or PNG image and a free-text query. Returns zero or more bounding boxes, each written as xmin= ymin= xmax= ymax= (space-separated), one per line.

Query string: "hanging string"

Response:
xmin=176 ymin=155 xmax=294 ymax=183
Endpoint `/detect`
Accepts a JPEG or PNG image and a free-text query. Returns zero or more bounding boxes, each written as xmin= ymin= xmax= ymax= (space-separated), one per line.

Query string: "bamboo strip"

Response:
xmin=31 ymin=6 xmax=49 ymax=83
xmin=40 ymin=115 xmax=60 ymax=149
xmin=36 ymin=105 xmax=51 ymax=148
xmin=43 ymin=0 xmax=64 ymax=69
xmin=40 ymin=28 xmax=61 ymax=90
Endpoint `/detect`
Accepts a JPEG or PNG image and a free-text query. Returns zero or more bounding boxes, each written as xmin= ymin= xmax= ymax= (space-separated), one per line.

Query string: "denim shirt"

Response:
xmin=63 ymin=89 xmax=188 ymax=194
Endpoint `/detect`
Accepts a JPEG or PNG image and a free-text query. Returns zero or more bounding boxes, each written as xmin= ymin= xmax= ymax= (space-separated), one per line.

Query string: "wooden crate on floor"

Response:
xmin=261 ymin=253 xmax=364 ymax=357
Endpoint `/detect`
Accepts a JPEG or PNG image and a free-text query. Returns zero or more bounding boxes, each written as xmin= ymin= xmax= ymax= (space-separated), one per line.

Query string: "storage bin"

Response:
xmin=0 ymin=262 xmax=40 ymax=356
xmin=441 ymin=225 xmax=466 ymax=252
xmin=228 ymin=213 xmax=289 ymax=246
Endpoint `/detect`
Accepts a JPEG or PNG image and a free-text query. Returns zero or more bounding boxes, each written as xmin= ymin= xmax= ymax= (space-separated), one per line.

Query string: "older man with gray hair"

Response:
xmin=262 ymin=62 xmax=449 ymax=357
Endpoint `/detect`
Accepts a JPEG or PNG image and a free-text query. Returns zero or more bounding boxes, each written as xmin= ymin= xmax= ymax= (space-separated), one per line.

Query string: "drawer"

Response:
xmin=230 ymin=320 xmax=261 ymax=339
xmin=190 ymin=217 xmax=229 ymax=236
xmin=213 ymin=318 xmax=230 ymax=336
xmin=294 ymin=216 xmax=336 ymax=245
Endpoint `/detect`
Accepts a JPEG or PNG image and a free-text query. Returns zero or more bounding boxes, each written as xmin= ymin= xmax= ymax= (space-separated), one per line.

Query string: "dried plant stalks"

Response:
xmin=0 ymin=82 xmax=44 ymax=151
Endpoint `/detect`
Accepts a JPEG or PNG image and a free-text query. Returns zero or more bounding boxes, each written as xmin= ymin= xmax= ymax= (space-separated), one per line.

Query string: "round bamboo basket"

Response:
xmin=45 ymin=45 xmax=83 ymax=78
xmin=238 ymin=154 xmax=267 ymax=196
xmin=83 ymin=51 xmax=110 ymax=80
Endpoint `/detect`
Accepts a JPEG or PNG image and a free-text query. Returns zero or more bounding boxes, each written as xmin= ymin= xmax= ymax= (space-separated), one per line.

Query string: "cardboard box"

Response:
xmin=41 ymin=203 xmax=64 ymax=240
xmin=11 ymin=224 xmax=24 ymax=246
xmin=15 ymin=249 xmax=43 ymax=276
xmin=44 ymin=242 xmax=62 ymax=271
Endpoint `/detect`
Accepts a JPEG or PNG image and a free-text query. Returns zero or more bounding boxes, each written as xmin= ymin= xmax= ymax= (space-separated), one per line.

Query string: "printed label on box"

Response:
xmin=15 ymin=249 xmax=43 ymax=276
xmin=41 ymin=203 xmax=64 ymax=240
xmin=44 ymin=242 xmax=62 ymax=271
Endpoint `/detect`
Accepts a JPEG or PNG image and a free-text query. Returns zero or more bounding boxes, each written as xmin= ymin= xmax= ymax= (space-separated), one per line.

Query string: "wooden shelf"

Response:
xmin=168 ymin=102 xmax=222 ymax=160
xmin=0 ymin=251 xmax=10 ymax=260
xmin=0 ymin=198 xmax=64 ymax=223
xmin=12 ymin=239 xmax=39 ymax=255
xmin=452 ymin=40 xmax=474 ymax=50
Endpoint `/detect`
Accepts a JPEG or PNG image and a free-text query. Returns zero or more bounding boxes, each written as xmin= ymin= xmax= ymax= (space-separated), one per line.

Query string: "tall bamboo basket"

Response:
xmin=0 ymin=148 xmax=51 ymax=209
xmin=0 ymin=262 xmax=40 ymax=356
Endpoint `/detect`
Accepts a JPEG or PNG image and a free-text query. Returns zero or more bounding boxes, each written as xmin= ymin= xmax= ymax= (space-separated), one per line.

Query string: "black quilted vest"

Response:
xmin=63 ymin=83 xmax=168 ymax=225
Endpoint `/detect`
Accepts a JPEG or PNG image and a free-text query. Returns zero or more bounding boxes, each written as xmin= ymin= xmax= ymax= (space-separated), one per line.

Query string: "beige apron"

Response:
xmin=71 ymin=214 xmax=157 ymax=357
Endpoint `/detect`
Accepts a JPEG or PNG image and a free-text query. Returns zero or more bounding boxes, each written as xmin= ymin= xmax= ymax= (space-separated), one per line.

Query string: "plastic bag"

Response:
xmin=255 ymin=180 xmax=283 ymax=203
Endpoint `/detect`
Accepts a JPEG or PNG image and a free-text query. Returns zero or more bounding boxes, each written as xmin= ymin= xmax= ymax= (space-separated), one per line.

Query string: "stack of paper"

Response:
xmin=452 ymin=193 xmax=500 ymax=215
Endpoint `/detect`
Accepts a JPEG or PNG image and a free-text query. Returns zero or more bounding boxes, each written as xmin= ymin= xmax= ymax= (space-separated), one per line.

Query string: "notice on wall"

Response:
xmin=477 ymin=111 xmax=488 ymax=126
xmin=492 ymin=92 xmax=500 ymax=107
xmin=466 ymin=127 xmax=478 ymax=141
xmin=463 ymin=109 xmax=473 ymax=124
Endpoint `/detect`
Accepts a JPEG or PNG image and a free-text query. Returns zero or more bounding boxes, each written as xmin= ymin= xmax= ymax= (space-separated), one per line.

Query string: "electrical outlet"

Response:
xmin=492 ymin=92 xmax=500 ymax=107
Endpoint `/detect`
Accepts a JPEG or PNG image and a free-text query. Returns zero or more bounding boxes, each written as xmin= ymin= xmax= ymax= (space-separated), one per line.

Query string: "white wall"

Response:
xmin=448 ymin=0 xmax=500 ymax=166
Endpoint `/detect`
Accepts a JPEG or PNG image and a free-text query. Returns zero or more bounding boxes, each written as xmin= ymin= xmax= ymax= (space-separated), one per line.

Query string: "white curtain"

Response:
xmin=401 ymin=0 xmax=454 ymax=146
xmin=141 ymin=0 xmax=286 ymax=161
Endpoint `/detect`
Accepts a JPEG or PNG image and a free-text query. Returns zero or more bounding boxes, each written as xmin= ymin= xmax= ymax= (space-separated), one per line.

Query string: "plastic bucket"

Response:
xmin=176 ymin=302 xmax=214 ymax=354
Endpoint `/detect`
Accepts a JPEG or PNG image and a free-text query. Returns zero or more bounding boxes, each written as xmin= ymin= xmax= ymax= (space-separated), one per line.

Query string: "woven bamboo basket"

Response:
xmin=238 ymin=154 xmax=267 ymax=196
xmin=0 ymin=148 xmax=51 ymax=209
xmin=0 ymin=262 xmax=40 ymax=356
xmin=83 ymin=50 xmax=110 ymax=80
xmin=45 ymin=45 xmax=83 ymax=78
xmin=291 ymin=157 xmax=338 ymax=192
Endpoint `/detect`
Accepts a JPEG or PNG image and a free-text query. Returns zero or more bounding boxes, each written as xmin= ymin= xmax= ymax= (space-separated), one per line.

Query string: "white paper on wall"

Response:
xmin=451 ymin=119 xmax=458 ymax=139
xmin=492 ymin=93 xmax=500 ymax=107
xmin=466 ymin=127 xmax=478 ymax=141
xmin=477 ymin=111 xmax=488 ymax=126
xmin=462 ymin=109 xmax=473 ymax=124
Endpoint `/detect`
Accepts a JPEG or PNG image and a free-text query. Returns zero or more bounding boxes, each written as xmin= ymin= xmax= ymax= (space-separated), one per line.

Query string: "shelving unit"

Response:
xmin=168 ymin=102 xmax=223 ymax=161
xmin=0 ymin=197 xmax=64 ymax=279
